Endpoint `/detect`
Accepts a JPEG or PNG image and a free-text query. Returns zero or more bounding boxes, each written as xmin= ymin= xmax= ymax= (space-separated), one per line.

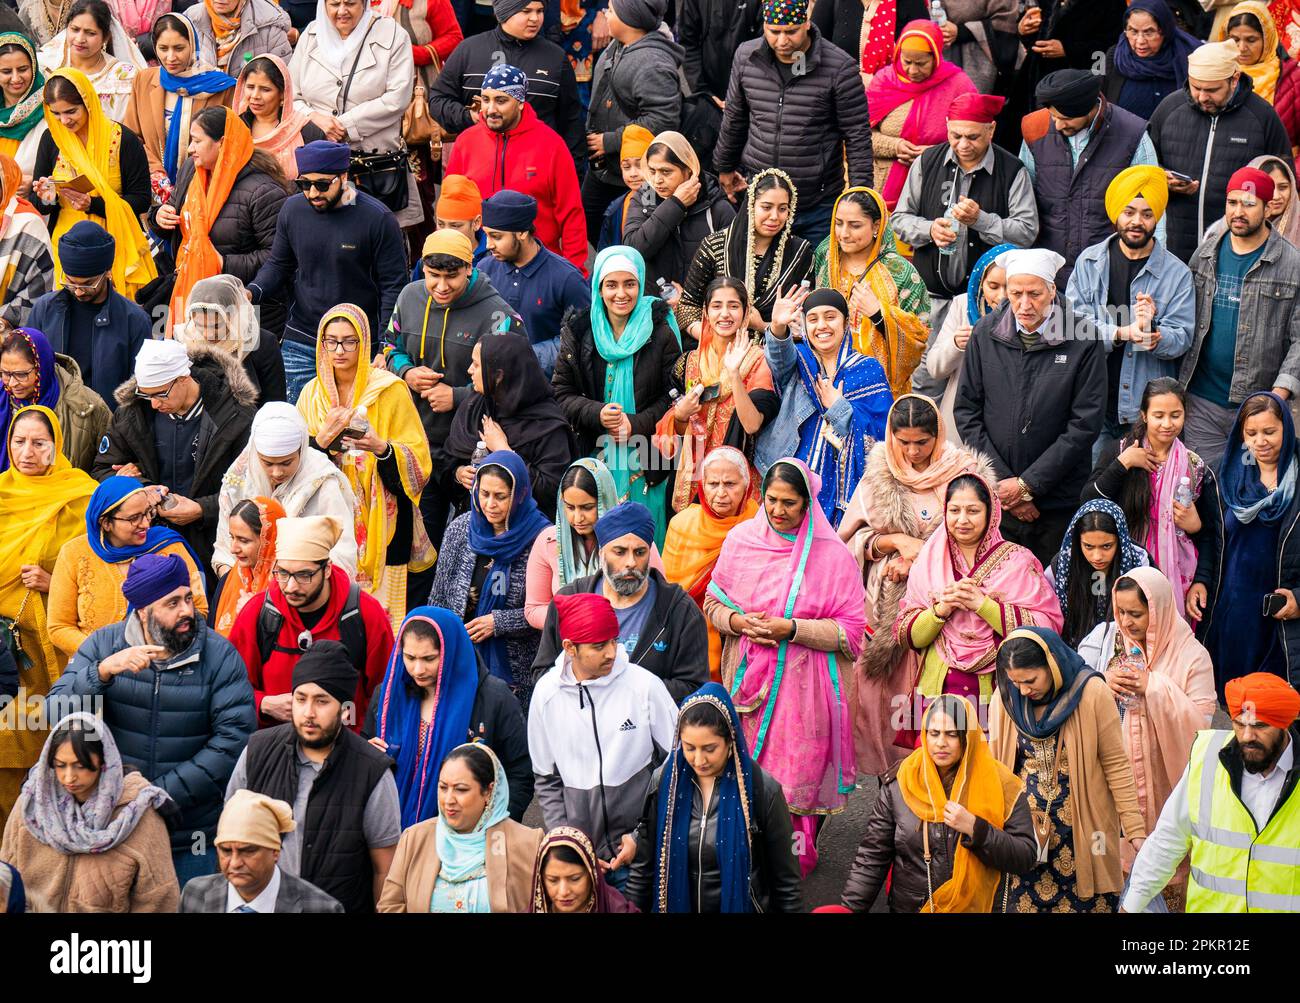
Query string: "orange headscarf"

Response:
xmin=895 ymin=694 xmax=1024 ymax=912
xmin=0 ymin=152 xmax=37 ymax=224
xmin=1226 ymin=672 xmax=1300 ymax=729
xmin=213 ymin=495 xmax=285 ymax=635
xmin=168 ymin=107 xmax=254 ymax=338
xmin=204 ymin=0 xmax=248 ymax=72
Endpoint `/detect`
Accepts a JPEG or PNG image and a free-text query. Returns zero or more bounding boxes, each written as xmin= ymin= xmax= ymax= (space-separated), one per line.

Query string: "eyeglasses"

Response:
xmin=323 ymin=337 xmax=361 ymax=352
xmin=272 ymin=562 xmax=327 ymax=586
xmin=1123 ymin=26 xmax=1162 ymax=40
xmin=64 ymin=275 xmax=105 ymax=294
xmin=0 ymin=367 xmax=34 ymax=383
xmin=136 ymin=377 xmax=180 ymax=401
xmin=109 ymin=507 xmax=156 ymax=528
xmin=294 ymin=175 xmax=341 ymax=194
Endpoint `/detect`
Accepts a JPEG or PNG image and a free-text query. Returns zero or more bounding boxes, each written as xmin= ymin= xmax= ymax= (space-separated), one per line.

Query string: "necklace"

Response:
xmin=42 ymin=0 xmax=70 ymax=35
xmin=1028 ymin=736 xmax=1062 ymax=839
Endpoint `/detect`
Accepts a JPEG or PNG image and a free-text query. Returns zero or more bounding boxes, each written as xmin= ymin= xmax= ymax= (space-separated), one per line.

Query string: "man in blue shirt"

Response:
xmin=478 ymin=190 xmax=590 ymax=378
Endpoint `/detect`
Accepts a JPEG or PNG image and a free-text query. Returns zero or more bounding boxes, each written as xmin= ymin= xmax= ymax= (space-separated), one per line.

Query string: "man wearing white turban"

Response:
xmin=92 ymin=339 xmax=259 ymax=581
xmin=954 ymin=244 xmax=1107 ymax=564
xmin=213 ymin=401 xmax=359 ymax=578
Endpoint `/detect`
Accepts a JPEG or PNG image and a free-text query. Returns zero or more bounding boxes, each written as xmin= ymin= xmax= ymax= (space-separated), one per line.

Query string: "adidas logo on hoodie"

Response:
xmin=618 ymin=718 xmax=637 ymax=732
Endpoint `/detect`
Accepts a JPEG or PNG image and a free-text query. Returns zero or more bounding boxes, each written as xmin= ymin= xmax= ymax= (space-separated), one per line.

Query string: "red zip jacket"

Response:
xmin=445 ymin=103 xmax=588 ymax=274
xmin=229 ymin=565 xmax=395 ymax=731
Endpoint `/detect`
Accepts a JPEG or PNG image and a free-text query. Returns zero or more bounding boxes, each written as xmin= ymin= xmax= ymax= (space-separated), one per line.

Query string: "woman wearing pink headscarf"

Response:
xmin=895 ymin=471 xmax=1061 ymax=718
xmin=704 ymin=457 xmax=866 ymax=878
xmin=233 ymin=54 xmax=324 ymax=180
xmin=866 ymin=20 xmax=977 ymax=208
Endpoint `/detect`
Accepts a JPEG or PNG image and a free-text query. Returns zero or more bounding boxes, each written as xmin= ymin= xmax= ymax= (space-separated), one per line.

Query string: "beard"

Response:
xmin=1241 ymin=734 xmax=1287 ymax=775
xmin=148 ymin=611 xmax=196 ymax=655
xmin=1119 ymin=225 xmax=1155 ymax=250
xmin=604 ymin=561 xmax=648 ymax=597
xmin=297 ymin=713 xmax=344 ymax=750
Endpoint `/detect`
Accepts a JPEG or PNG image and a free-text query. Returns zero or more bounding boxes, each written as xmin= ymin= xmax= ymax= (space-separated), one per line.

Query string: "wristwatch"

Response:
xmin=1016 ymin=477 xmax=1034 ymax=504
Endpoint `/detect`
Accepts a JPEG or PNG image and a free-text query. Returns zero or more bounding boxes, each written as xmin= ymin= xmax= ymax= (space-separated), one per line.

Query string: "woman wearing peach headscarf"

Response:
xmin=838 ymin=394 xmax=993 ymax=775
xmin=233 ymin=53 xmax=322 ymax=180
xmin=212 ymin=495 xmax=285 ymax=635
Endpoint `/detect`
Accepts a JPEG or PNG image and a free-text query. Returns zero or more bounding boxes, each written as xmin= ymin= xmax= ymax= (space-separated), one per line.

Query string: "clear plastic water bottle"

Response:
xmin=937 ymin=206 xmax=959 ymax=256
xmin=656 ymin=277 xmax=680 ymax=307
xmin=470 ymin=439 xmax=490 ymax=469
xmin=930 ymin=0 xmax=948 ymax=24
xmin=1116 ymin=644 xmax=1146 ymax=714
xmin=1173 ymin=476 xmax=1193 ymax=538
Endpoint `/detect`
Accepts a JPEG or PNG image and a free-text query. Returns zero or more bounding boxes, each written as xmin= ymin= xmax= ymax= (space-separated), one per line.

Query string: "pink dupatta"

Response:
xmin=1145 ymin=435 xmax=1200 ymax=616
xmin=867 ymin=21 xmax=977 ymax=207
xmin=896 ymin=479 xmax=1062 ymax=675
xmin=233 ymin=54 xmax=312 ymax=180
xmin=708 ymin=458 xmax=867 ymax=813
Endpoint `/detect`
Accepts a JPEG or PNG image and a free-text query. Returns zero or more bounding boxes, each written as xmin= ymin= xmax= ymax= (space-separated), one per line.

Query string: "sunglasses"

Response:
xmin=294 ymin=175 xmax=341 ymax=194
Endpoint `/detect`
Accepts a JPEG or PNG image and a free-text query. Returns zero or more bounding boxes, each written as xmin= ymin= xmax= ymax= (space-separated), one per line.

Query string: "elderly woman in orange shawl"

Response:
xmin=297 ymin=303 xmax=435 ymax=630
xmin=654 ymin=276 xmax=778 ymax=513
xmin=840 ymin=694 xmax=1037 ymax=912
xmin=1077 ymin=565 xmax=1215 ymax=905
xmin=811 ymin=187 xmax=931 ymax=400
xmin=211 ymin=494 xmax=285 ymax=635
xmin=662 ymin=446 xmax=759 ymax=680
xmin=838 ymin=394 xmax=994 ymax=776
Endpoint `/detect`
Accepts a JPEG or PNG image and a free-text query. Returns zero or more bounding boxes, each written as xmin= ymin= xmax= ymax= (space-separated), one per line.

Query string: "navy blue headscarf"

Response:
xmin=996 ymin=626 xmax=1101 ymax=740
xmin=653 ymin=683 xmax=755 ymax=913
xmin=1113 ymin=0 xmax=1202 ymax=120
xmin=1219 ymin=391 xmax=1298 ymax=526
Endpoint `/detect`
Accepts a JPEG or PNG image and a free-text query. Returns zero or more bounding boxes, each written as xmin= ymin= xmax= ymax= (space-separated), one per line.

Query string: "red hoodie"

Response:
xmin=445 ymin=103 xmax=588 ymax=274
xmin=229 ymin=565 xmax=395 ymax=731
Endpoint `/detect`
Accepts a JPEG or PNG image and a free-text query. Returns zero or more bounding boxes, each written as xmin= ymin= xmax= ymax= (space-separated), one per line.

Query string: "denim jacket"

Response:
xmin=1178 ymin=226 xmax=1300 ymax=402
xmin=754 ymin=329 xmax=856 ymax=475
xmin=1065 ymin=234 xmax=1196 ymax=423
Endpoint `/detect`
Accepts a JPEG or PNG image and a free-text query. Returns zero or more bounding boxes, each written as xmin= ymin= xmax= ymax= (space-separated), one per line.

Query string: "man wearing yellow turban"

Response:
xmin=1063 ymin=163 xmax=1195 ymax=448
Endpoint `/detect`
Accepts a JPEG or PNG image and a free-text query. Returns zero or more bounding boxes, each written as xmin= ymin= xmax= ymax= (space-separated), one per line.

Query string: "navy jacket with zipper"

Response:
xmin=49 ymin=616 xmax=256 ymax=852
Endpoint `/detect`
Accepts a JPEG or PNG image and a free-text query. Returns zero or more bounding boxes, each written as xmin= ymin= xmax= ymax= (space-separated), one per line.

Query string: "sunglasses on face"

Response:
xmin=294 ymin=175 xmax=341 ymax=194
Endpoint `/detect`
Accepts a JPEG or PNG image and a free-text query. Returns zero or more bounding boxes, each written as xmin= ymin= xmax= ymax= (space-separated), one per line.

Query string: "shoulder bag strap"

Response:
xmin=335 ymin=16 xmax=381 ymax=116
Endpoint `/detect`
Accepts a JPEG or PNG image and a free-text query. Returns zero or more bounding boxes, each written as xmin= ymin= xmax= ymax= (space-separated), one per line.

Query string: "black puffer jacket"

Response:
xmin=624 ymin=761 xmax=804 ymax=913
xmin=680 ymin=0 xmax=762 ymax=101
xmin=840 ymin=768 xmax=1038 ymax=913
xmin=551 ymin=298 xmax=682 ymax=477
xmin=1146 ymin=76 xmax=1293 ymax=262
xmin=621 ymin=174 xmax=736 ymax=290
xmin=713 ymin=27 xmax=873 ymax=209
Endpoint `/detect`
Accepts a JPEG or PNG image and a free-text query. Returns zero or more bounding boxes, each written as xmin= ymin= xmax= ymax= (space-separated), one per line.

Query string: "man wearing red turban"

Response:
xmin=1123 ymin=672 xmax=1300 ymax=913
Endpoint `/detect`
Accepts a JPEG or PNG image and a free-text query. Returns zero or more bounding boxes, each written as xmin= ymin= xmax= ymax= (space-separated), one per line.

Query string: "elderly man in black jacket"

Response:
xmin=427 ymin=0 xmax=586 ymax=169
xmin=531 ymin=502 xmax=709 ymax=703
xmin=91 ymin=340 xmax=257 ymax=583
xmin=713 ymin=0 xmax=872 ymax=243
xmin=954 ymin=248 xmax=1106 ymax=565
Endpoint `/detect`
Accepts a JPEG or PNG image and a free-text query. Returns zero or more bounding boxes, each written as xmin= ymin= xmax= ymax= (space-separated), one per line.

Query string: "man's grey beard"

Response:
xmin=605 ymin=565 xmax=647 ymax=597
xmin=147 ymin=610 xmax=195 ymax=656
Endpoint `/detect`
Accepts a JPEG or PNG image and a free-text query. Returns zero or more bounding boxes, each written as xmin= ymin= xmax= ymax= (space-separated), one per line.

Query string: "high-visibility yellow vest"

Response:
xmin=1186 ymin=729 xmax=1300 ymax=913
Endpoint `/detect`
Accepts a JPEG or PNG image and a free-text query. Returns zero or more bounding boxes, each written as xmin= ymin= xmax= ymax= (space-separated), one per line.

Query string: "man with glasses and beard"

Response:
xmin=1066 ymin=166 xmax=1194 ymax=454
xmin=226 ymin=640 xmax=401 ymax=913
xmin=531 ymin=501 xmax=708 ymax=703
xmin=28 ymin=221 xmax=150 ymax=412
xmin=228 ymin=515 xmax=394 ymax=733
xmin=1123 ymin=673 xmax=1300 ymax=913
xmin=246 ymin=141 xmax=408 ymax=402
xmin=49 ymin=553 xmax=257 ymax=887
xmin=91 ymin=339 xmax=257 ymax=581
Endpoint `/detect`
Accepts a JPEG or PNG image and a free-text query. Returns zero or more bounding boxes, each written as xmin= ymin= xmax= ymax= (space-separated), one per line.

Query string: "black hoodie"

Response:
xmin=621 ymin=174 xmax=737 ymax=290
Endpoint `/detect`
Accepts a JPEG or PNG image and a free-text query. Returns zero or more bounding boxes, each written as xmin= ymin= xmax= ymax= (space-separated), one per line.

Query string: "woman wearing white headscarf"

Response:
xmin=181 ymin=274 xmax=286 ymax=403
xmin=213 ymin=400 xmax=358 ymax=578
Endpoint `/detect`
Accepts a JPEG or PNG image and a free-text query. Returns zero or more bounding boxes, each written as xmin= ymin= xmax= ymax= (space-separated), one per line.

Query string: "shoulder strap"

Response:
xmin=336 ymin=17 xmax=381 ymax=116
xmin=256 ymin=594 xmax=285 ymax=666
xmin=337 ymin=583 xmax=368 ymax=675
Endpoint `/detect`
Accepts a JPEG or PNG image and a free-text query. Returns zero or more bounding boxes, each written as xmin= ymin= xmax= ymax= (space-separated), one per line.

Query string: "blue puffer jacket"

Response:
xmin=49 ymin=617 xmax=257 ymax=851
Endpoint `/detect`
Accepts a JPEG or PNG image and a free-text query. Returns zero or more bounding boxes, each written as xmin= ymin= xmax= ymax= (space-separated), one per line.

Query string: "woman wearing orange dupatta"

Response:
xmin=840 ymin=694 xmax=1036 ymax=912
xmin=662 ymin=446 xmax=758 ymax=680
xmin=655 ymin=276 xmax=778 ymax=513
xmin=165 ymin=105 xmax=253 ymax=336
xmin=212 ymin=494 xmax=285 ymax=635
xmin=0 ymin=152 xmax=54 ymax=321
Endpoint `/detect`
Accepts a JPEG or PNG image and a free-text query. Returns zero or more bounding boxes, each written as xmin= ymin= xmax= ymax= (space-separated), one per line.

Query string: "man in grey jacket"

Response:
xmin=582 ymin=0 xmax=684 ymax=243
xmin=1179 ymin=166 xmax=1300 ymax=468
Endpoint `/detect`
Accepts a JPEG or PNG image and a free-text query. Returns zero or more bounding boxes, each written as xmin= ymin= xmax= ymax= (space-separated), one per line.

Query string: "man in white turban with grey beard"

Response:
xmin=213 ymin=401 xmax=359 ymax=579
xmin=954 ymin=247 xmax=1107 ymax=565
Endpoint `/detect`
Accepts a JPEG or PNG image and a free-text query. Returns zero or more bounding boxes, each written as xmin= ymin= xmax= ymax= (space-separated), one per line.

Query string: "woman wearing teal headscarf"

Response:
xmin=376 ymin=742 xmax=543 ymax=913
xmin=552 ymin=245 xmax=683 ymax=550
xmin=0 ymin=33 xmax=47 ymax=180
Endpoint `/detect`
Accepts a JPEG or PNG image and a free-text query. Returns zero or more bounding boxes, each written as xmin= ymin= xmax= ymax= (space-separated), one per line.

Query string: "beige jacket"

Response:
xmin=376 ymin=816 xmax=542 ymax=913
xmin=0 ymin=772 xmax=179 ymax=912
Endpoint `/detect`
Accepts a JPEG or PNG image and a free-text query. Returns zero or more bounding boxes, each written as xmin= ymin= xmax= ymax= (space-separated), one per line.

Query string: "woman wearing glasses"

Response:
xmin=47 ymin=475 xmax=208 ymax=663
xmin=1102 ymin=0 xmax=1201 ymax=121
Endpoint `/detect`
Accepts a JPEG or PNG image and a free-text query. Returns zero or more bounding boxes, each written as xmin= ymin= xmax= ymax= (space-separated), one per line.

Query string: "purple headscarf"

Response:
xmin=0 ymin=327 xmax=59 ymax=471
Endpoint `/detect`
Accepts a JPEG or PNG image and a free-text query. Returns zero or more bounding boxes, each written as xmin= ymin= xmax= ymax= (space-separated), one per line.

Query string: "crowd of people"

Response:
xmin=0 ymin=0 xmax=1296 ymax=917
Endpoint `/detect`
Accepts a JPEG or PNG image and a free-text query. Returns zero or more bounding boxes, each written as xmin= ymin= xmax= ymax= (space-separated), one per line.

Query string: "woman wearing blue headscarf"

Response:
xmin=429 ymin=450 xmax=551 ymax=706
xmin=377 ymin=742 xmax=543 ymax=913
xmin=363 ymin=605 xmax=533 ymax=825
xmin=1187 ymin=391 xmax=1300 ymax=697
xmin=624 ymin=683 xmax=803 ymax=913
xmin=553 ymin=244 xmax=683 ymax=550
xmin=46 ymin=474 xmax=207 ymax=662
xmin=1104 ymin=0 xmax=1203 ymax=121
xmin=1048 ymin=498 xmax=1149 ymax=648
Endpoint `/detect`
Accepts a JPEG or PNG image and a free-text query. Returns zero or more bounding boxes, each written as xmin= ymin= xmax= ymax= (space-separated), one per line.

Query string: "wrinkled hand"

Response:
xmin=1008 ymin=500 xmax=1039 ymax=522
xmin=893 ymin=534 xmax=924 ymax=562
xmin=950 ymin=197 xmax=980 ymax=226
xmin=940 ymin=19 xmax=959 ymax=45
xmin=930 ymin=217 xmax=957 ymax=248
xmin=19 ymin=565 xmax=50 ymax=592
xmin=995 ymin=476 xmax=1023 ymax=507
xmin=466 ymin=614 xmax=496 ymax=642
xmin=260 ymin=692 xmax=293 ymax=722
xmin=480 ymin=415 xmax=510 ymax=452
xmin=422 ymin=383 xmax=455 ymax=412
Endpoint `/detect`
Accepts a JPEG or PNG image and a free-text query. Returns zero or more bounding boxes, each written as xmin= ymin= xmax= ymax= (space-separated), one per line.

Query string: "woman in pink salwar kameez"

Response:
xmin=704 ymin=457 xmax=867 ymax=878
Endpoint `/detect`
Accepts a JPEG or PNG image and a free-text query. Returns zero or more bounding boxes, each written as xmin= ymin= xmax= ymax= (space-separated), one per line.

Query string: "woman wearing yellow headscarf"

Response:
xmin=1220 ymin=1 xmax=1300 ymax=156
xmin=839 ymin=694 xmax=1036 ymax=912
xmin=297 ymin=304 xmax=434 ymax=631
xmin=32 ymin=67 xmax=155 ymax=296
xmin=812 ymin=187 xmax=932 ymax=400
xmin=0 ymin=404 xmax=96 ymax=825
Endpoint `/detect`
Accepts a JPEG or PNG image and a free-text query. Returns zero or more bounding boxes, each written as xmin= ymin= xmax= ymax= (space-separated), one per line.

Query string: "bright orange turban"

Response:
xmin=1226 ymin=672 xmax=1300 ymax=729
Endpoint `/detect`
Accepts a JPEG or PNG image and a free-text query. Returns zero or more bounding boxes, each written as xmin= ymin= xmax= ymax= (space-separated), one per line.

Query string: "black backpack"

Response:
xmin=255 ymin=583 xmax=368 ymax=675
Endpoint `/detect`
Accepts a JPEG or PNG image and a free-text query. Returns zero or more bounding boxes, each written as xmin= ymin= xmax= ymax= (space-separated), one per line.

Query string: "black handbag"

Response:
xmin=0 ymin=590 xmax=33 ymax=674
xmin=337 ymin=19 xmax=410 ymax=214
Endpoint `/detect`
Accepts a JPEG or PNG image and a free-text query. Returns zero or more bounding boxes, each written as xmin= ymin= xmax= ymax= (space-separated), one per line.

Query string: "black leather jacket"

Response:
xmin=840 ymin=769 xmax=1038 ymax=913
xmin=624 ymin=762 xmax=803 ymax=913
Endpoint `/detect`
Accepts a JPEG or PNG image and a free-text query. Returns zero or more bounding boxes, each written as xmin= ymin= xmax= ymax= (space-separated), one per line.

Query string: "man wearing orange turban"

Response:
xmin=1123 ymin=672 xmax=1300 ymax=913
